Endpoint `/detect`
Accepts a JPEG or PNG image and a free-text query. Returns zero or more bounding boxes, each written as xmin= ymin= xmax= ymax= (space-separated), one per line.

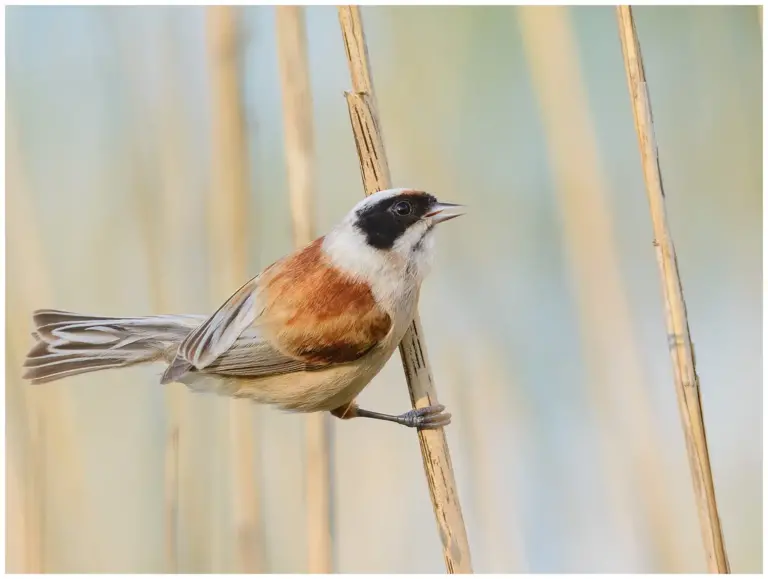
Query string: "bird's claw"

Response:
xmin=398 ymin=404 xmax=451 ymax=429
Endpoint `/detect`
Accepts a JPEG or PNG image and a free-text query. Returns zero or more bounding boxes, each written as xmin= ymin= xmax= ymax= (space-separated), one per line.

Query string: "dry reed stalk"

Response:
xmin=206 ymin=6 xmax=263 ymax=572
xmin=6 ymin=125 xmax=45 ymax=575
xmin=6 ymin=441 xmax=35 ymax=572
xmin=275 ymin=6 xmax=334 ymax=573
xmin=140 ymin=127 xmax=185 ymax=574
xmin=118 ymin=27 xmax=190 ymax=568
xmin=616 ymin=6 xmax=730 ymax=573
xmin=128 ymin=124 xmax=184 ymax=573
xmin=6 ymin=426 xmax=24 ymax=571
xmin=517 ymin=6 xmax=682 ymax=570
xmin=148 ymin=170 xmax=184 ymax=572
xmin=155 ymin=34 xmax=193 ymax=573
xmin=6 ymin=334 xmax=45 ymax=574
xmin=163 ymin=414 xmax=180 ymax=570
xmin=446 ymin=341 xmax=528 ymax=573
xmin=109 ymin=11 xmax=188 ymax=568
xmin=337 ymin=6 xmax=473 ymax=573
xmin=6 ymin=119 xmax=99 ymax=571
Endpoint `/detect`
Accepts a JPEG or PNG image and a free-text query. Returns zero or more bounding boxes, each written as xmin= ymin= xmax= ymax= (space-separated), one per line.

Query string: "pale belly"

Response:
xmin=179 ymin=284 xmax=419 ymax=412
xmin=181 ymin=315 xmax=412 ymax=413
xmin=242 ymin=345 xmax=395 ymax=412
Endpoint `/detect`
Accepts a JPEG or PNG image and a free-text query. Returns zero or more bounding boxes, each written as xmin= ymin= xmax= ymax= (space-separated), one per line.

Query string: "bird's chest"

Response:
xmin=295 ymin=283 xmax=419 ymax=412
xmin=379 ymin=277 xmax=420 ymax=342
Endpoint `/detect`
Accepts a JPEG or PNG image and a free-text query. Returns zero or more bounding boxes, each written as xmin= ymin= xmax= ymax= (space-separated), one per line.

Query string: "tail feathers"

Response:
xmin=23 ymin=309 xmax=205 ymax=385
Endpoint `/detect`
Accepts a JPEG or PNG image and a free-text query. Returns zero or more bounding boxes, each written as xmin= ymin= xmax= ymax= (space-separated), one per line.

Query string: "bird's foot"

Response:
xmin=335 ymin=402 xmax=452 ymax=429
xmin=396 ymin=404 xmax=451 ymax=429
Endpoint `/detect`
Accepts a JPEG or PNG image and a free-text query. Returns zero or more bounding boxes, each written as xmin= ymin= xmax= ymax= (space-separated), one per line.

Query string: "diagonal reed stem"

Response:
xmin=276 ymin=6 xmax=334 ymax=573
xmin=616 ymin=6 xmax=730 ymax=573
xmin=517 ymin=6 xmax=683 ymax=570
xmin=337 ymin=6 xmax=473 ymax=573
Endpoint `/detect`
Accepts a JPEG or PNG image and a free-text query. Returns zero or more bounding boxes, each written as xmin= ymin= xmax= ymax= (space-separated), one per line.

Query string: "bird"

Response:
xmin=23 ymin=188 xmax=465 ymax=429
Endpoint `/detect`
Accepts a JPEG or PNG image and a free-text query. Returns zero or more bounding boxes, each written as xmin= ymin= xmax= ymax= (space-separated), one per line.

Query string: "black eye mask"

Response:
xmin=354 ymin=193 xmax=436 ymax=250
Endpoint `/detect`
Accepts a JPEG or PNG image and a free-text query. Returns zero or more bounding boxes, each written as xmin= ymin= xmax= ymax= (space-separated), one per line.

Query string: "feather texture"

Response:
xmin=21 ymin=188 xmax=454 ymax=413
xmin=23 ymin=310 xmax=204 ymax=384
xmin=258 ymin=237 xmax=392 ymax=364
xmin=172 ymin=277 xmax=262 ymax=371
xmin=204 ymin=331 xmax=307 ymax=377
xmin=160 ymin=237 xmax=392 ymax=384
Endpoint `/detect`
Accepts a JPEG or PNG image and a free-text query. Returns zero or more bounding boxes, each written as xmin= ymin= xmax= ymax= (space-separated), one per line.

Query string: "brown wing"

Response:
xmin=257 ymin=238 xmax=392 ymax=365
xmin=161 ymin=237 xmax=392 ymax=384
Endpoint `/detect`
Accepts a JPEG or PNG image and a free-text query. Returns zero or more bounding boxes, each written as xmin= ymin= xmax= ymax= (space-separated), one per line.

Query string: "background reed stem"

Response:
xmin=517 ymin=6 xmax=682 ymax=570
xmin=6 ymin=144 xmax=45 ymax=572
xmin=276 ymin=5 xmax=334 ymax=573
xmin=616 ymin=6 xmax=730 ymax=573
xmin=337 ymin=6 xmax=473 ymax=573
xmin=7 ymin=118 xmax=97 ymax=572
xmin=206 ymin=6 xmax=263 ymax=572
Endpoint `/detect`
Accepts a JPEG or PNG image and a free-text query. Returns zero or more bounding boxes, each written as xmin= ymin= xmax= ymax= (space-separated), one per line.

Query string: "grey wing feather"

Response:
xmin=161 ymin=276 xmax=316 ymax=384
xmin=203 ymin=330 xmax=308 ymax=378
xmin=172 ymin=276 xmax=262 ymax=371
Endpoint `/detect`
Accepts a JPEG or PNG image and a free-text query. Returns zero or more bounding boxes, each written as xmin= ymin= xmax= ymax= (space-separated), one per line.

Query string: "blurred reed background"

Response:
xmin=5 ymin=5 xmax=762 ymax=573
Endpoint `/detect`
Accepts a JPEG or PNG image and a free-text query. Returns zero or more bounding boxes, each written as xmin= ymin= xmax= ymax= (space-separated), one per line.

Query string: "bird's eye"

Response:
xmin=393 ymin=201 xmax=412 ymax=216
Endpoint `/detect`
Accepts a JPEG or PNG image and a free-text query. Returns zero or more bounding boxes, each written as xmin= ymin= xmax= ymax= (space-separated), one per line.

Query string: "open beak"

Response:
xmin=425 ymin=202 xmax=466 ymax=224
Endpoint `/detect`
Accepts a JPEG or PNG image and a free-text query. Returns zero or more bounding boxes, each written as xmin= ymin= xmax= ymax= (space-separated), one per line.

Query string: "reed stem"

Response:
xmin=206 ymin=6 xmax=263 ymax=572
xmin=337 ymin=6 xmax=473 ymax=573
xmin=276 ymin=6 xmax=334 ymax=573
xmin=7 ymin=117 xmax=97 ymax=571
xmin=616 ymin=6 xmax=730 ymax=573
xmin=517 ymin=6 xmax=682 ymax=570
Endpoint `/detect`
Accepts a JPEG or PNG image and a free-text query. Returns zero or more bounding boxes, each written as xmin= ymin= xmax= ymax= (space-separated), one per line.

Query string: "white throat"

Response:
xmin=321 ymin=218 xmax=435 ymax=314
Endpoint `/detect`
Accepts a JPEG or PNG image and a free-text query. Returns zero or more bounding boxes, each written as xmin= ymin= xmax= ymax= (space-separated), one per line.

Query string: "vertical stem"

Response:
xmin=517 ymin=6 xmax=682 ymax=570
xmin=206 ymin=6 xmax=263 ymax=572
xmin=163 ymin=415 xmax=180 ymax=571
xmin=275 ymin=6 xmax=334 ymax=573
xmin=337 ymin=6 xmax=473 ymax=573
xmin=277 ymin=5 xmax=317 ymax=250
xmin=616 ymin=6 xmax=730 ymax=573
xmin=117 ymin=21 xmax=189 ymax=569
xmin=7 ymin=116 xmax=98 ymax=572
xmin=6 ymin=126 xmax=45 ymax=575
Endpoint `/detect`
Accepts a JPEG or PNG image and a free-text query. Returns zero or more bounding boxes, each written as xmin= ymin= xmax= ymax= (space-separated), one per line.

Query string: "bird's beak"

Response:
xmin=425 ymin=202 xmax=466 ymax=224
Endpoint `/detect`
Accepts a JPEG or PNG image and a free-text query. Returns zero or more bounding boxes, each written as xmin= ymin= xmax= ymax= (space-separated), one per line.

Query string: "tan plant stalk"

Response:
xmin=155 ymin=54 xmax=187 ymax=578
xmin=337 ymin=6 xmax=473 ymax=573
xmin=6 ymin=441 xmax=37 ymax=572
xmin=206 ymin=6 xmax=262 ymax=572
xmin=276 ymin=6 xmax=334 ymax=573
xmin=616 ymin=6 xmax=730 ymax=573
xmin=446 ymin=341 xmax=528 ymax=573
xmin=7 ymin=118 xmax=97 ymax=571
xmin=517 ymin=6 xmax=681 ymax=570
xmin=117 ymin=26 xmax=189 ymax=568
xmin=6 ymin=156 xmax=43 ymax=572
